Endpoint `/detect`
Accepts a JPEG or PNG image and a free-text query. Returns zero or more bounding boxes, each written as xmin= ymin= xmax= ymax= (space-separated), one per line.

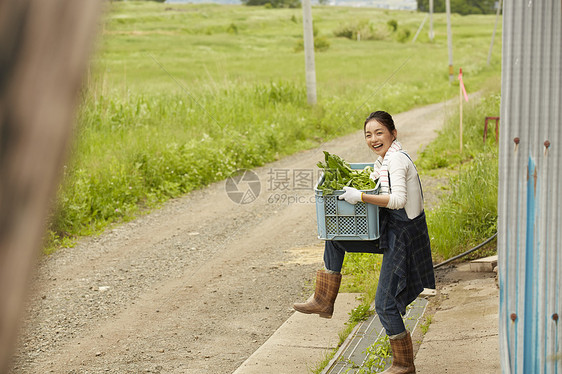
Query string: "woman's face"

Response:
xmin=364 ymin=120 xmax=397 ymax=157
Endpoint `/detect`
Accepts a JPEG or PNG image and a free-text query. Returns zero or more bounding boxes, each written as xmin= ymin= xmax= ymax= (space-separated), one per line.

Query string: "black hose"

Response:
xmin=433 ymin=232 xmax=498 ymax=269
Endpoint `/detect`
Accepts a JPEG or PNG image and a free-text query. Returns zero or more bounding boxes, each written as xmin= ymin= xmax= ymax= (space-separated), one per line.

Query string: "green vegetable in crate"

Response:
xmin=317 ymin=151 xmax=377 ymax=195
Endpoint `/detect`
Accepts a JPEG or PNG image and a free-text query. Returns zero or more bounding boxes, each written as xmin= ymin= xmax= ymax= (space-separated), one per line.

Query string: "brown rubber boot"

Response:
xmin=293 ymin=270 xmax=342 ymax=319
xmin=381 ymin=331 xmax=416 ymax=374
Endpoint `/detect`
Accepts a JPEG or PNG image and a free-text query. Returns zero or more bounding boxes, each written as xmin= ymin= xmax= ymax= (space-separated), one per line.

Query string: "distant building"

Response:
xmin=322 ymin=0 xmax=417 ymax=10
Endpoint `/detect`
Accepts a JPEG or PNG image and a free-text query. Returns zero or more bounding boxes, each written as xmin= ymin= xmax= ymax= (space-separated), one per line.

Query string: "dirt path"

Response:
xmin=10 ymin=101 xmax=455 ymax=374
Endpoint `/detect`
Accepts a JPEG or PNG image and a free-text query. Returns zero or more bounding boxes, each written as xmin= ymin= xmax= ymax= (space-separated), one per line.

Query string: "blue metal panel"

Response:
xmin=498 ymin=0 xmax=562 ymax=372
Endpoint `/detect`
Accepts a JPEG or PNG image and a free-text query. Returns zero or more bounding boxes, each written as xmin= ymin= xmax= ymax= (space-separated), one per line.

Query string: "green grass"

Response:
xmin=48 ymin=1 xmax=502 ymax=250
xmin=419 ymin=89 xmax=500 ymax=261
xmin=420 ymin=315 xmax=432 ymax=334
xmin=340 ymin=253 xmax=382 ymax=305
xmin=97 ymin=3 xmax=502 ymax=92
xmin=359 ymin=335 xmax=392 ymax=373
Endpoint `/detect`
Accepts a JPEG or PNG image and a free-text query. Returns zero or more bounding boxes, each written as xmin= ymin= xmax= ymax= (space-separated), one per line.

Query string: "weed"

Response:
xmin=333 ymin=20 xmax=389 ymax=41
xmin=310 ymin=350 xmax=336 ymax=374
xmin=396 ymin=28 xmax=411 ymax=43
xmin=349 ymin=304 xmax=374 ymax=323
xmin=294 ymin=36 xmax=331 ymax=52
xmin=341 ymin=253 xmax=382 ymax=305
xmin=356 ymin=335 xmax=392 ymax=373
xmin=226 ymin=23 xmax=238 ymax=34
xmin=420 ymin=315 xmax=433 ymax=334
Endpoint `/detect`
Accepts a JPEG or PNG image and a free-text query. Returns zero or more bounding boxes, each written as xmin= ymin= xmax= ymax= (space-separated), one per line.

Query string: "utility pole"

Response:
xmin=429 ymin=0 xmax=434 ymax=41
xmin=445 ymin=0 xmax=453 ymax=83
xmin=487 ymin=0 xmax=502 ymax=65
xmin=302 ymin=0 xmax=317 ymax=105
xmin=412 ymin=13 xmax=428 ymax=43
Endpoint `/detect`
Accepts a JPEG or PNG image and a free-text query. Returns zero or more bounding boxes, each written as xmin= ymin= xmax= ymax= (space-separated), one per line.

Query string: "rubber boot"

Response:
xmin=293 ymin=270 xmax=342 ymax=319
xmin=381 ymin=331 xmax=416 ymax=374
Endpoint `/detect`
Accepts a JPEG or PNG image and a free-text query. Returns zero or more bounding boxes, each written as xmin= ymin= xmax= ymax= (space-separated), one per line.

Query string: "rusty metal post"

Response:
xmin=484 ymin=116 xmax=500 ymax=143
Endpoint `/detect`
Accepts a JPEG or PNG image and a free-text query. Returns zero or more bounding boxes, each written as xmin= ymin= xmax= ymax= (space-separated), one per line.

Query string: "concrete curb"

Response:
xmin=415 ymin=263 xmax=500 ymax=373
xmin=233 ymin=293 xmax=361 ymax=374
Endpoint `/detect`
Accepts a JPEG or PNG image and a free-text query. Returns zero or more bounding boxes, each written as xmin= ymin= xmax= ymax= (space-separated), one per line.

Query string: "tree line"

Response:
xmin=416 ymin=0 xmax=498 ymax=14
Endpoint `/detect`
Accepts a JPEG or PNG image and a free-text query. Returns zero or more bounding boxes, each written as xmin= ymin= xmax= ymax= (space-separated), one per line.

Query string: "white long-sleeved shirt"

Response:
xmin=384 ymin=152 xmax=424 ymax=219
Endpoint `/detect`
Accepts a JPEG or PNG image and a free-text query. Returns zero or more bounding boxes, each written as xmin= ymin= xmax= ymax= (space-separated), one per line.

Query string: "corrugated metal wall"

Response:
xmin=498 ymin=0 xmax=562 ymax=373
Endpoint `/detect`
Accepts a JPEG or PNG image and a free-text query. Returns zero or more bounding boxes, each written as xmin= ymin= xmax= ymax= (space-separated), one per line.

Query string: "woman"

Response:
xmin=293 ymin=111 xmax=435 ymax=374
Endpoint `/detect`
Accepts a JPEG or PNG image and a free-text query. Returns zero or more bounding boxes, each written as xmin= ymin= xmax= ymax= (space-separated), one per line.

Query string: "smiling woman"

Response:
xmin=364 ymin=111 xmax=396 ymax=156
xmin=293 ymin=110 xmax=435 ymax=374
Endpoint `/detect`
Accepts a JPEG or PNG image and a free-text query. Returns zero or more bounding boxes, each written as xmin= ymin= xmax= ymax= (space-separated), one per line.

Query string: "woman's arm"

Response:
xmin=362 ymin=153 xmax=408 ymax=209
xmin=385 ymin=154 xmax=408 ymax=209
xmin=360 ymin=192 xmax=390 ymax=207
xmin=338 ymin=154 xmax=409 ymax=207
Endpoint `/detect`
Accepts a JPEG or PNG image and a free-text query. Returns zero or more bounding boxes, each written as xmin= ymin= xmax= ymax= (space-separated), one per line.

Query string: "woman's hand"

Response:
xmin=338 ymin=186 xmax=363 ymax=205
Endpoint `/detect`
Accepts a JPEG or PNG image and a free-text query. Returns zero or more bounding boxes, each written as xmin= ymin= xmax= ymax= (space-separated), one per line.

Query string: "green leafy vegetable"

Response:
xmin=317 ymin=151 xmax=378 ymax=195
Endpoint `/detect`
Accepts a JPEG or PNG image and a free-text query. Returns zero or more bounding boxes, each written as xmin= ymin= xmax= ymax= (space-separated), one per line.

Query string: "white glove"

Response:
xmin=338 ymin=186 xmax=363 ymax=205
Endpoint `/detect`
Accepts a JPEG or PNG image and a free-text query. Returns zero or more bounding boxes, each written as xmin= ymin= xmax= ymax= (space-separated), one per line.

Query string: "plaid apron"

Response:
xmin=378 ymin=207 xmax=436 ymax=316
xmin=376 ymin=151 xmax=435 ymax=323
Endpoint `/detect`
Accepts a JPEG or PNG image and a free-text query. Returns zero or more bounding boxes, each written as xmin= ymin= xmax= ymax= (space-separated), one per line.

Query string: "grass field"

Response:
xmin=97 ymin=2 xmax=501 ymax=92
xmin=421 ymin=90 xmax=500 ymax=261
xmin=49 ymin=1 xmax=502 ymax=250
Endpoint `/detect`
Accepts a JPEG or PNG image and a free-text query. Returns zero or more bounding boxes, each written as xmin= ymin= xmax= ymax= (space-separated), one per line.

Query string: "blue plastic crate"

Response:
xmin=315 ymin=163 xmax=380 ymax=241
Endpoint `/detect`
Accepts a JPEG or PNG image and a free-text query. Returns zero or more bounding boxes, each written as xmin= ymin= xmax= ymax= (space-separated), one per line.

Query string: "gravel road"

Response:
xmin=10 ymin=102 xmax=454 ymax=374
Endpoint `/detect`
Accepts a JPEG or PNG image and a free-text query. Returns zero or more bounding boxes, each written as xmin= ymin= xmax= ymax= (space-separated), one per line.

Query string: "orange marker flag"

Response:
xmin=458 ymin=68 xmax=467 ymax=152
xmin=458 ymin=68 xmax=469 ymax=102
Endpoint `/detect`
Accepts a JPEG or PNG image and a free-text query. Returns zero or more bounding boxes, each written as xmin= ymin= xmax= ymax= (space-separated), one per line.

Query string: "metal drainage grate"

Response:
xmin=323 ymin=297 xmax=429 ymax=374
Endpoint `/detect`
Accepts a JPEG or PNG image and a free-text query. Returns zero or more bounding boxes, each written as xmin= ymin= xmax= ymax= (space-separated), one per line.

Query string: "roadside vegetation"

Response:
xmin=420 ymin=88 xmax=500 ymax=261
xmin=47 ymin=1 xmax=501 ymax=251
